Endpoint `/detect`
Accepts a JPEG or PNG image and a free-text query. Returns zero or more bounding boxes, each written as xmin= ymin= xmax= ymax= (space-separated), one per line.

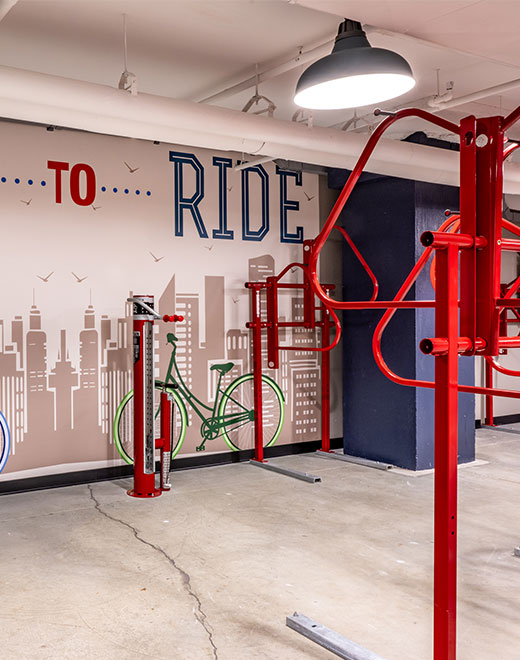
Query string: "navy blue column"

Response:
xmin=330 ymin=169 xmax=475 ymax=470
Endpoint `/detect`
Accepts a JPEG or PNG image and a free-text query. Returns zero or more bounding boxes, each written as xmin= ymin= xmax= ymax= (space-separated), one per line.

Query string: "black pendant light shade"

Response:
xmin=294 ymin=19 xmax=415 ymax=109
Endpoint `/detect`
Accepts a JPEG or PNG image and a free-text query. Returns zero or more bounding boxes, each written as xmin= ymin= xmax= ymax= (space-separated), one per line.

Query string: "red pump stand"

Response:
xmin=126 ymin=295 xmax=182 ymax=499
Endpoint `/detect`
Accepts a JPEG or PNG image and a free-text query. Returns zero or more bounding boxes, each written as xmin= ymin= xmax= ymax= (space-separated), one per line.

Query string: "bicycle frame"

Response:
xmin=162 ymin=339 xmax=253 ymax=450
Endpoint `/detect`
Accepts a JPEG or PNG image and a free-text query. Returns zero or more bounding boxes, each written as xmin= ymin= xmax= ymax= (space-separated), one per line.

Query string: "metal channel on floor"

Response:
xmin=314 ymin=450 xmax=392 ymax=471
xmin=249 ymin=459 xmax=321 ymax=483
xmin=287 ymin=613 xmax=387 ymax=660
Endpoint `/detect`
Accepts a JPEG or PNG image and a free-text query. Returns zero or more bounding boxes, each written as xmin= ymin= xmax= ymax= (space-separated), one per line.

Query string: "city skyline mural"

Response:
xmin=0 ymin=119 xmax=321 ymax=482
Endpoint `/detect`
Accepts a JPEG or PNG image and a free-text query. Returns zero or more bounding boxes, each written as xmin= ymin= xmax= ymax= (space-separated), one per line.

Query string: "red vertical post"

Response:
xmin=251 ymin=286 xmax=264 ymax=462
xmin=433 ymin=244 xmax=459 ymax=660
xmin=128 ymin=295 xmax=161 ymax=498
xmin=160 ymin=391 xmax=172 ymax=491
xmin=484 ymin=360 xmax=494 ymax=426
xmin=320 ymin=305 xmax=331 ymax=452
xmin=266 ymin=277 xmax=279 ymax=369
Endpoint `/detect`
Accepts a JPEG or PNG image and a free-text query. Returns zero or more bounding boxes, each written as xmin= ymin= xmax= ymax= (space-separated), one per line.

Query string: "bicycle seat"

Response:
xmin=210 ymin=362 xmax=234 ymax=375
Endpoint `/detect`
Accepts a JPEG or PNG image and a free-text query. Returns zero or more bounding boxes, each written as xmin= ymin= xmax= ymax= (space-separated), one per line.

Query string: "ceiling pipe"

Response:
xmin=196 ymin=37 xmax=334 ymax=104
xmin=0 ymin=0 xmax=18 ymax=21
xmin=235 ymin=156 xmax=275 ymax=171
xmin=429 ymin=77 xmax=520 ymax=112
xmin=197 ymin=22 xmax=520 ymax=107
xmin=2 ymin=65 xmax=520 ymax=192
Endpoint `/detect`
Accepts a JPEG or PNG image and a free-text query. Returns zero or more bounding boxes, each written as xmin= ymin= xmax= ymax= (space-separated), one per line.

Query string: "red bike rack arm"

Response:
xmin=307 ymin=107 xmax=459 ymax=310
xmin=335 ymin=226 xmax=379 ymax=301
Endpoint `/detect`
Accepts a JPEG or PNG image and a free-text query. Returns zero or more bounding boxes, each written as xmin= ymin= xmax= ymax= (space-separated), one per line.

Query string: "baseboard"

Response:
xmin=0 ymin=437 xmax=343 ymax=496
xmin=477 ymin=413 xmax=520 ymax=427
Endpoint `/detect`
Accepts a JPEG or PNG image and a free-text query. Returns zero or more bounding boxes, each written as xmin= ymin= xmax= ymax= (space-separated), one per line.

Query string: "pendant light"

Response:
xmin=294 ymin=19 xmax=415 ymax=110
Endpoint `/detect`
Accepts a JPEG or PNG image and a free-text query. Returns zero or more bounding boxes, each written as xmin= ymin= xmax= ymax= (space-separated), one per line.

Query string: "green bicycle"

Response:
xmin=113 ymin=333 xmax=285 ymax=464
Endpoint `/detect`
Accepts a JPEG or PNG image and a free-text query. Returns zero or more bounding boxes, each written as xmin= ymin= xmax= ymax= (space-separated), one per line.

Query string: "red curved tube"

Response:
xmin=308 ymin=107 xmax=459 ymax=310
xmin=335 ymin=226 xmax=379 ymax=301
xmin=429 ymin=216 xmax=460 ymax=290
xmin=485 ymin=355 xmax=520 ymax=378
xmin=271 ymin=261 xmax=343 ymax=353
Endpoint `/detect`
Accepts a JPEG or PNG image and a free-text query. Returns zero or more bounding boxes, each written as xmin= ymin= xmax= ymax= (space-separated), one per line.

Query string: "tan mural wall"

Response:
xmin=0 ymin=120 xmax=326 ymax=482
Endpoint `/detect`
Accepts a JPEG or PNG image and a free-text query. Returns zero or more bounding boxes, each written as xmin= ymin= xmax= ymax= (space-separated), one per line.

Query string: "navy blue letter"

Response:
xmin=169 ymin=151 xmax=208 ymax=238
xmin=241 ymin=164 xmax=269 ymax=241
xmin=212 ymin=156 xmax=233 ymax=240
xmin=277 ymin=166 xmax=303 ymax=244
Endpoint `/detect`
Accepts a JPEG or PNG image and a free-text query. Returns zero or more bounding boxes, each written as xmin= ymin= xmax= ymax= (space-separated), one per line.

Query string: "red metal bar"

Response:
xmin=433 ymin=243 xmax=459 ymax=660
xmin=485 ymin=359 xmax=495 ymax=425
xmin=303 ymin=240 xmax=316 ymax=328
xmin=250 ymin=287 xmax=264 ymax=463
xmin=459 ymin=116 xmax=477 ymax=352
xmin=474 ymin=116 xmax=504 ymax=355
xmin=485 ymin=354 xmax=520 ymax=378
xmin=335 ymin=226 xmax=379 ymax=301
xmin=266 ymin=277 xmax=279 ymax=369
xmin=420 ymin=337 xmax=486 ymax=355
xmin=421 ymin=230 xmax=484 ymax=249
xmin=499 ymin=238 xmax=520 ymax=251
xmin=320 ymin=306 xmax=331 ymax=452
xmin=502 ymin=104 xmax=520 ymax=131
xmin=307 ymin=108 xmax=459 ymax=310
xmin=159 ymin=391 xmax=172 ymax=490
xmin=497 ymin=299 xmax=520 ymax=308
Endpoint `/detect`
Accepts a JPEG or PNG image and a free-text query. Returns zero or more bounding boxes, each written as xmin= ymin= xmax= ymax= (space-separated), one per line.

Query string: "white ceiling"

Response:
xmin=1 ymin=0 xmax=520 ymax=141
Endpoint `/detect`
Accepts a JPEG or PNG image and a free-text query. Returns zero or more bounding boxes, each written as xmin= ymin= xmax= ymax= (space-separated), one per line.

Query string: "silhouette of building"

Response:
xmin=25 ymin=303 xmax=54 ymax=437
xmin=12 ymin=316 xmax=24 ymax=368
xmin=0 ymin=321 xmax=24 ymax=453
xmin=74 ymin=304 xmax=102 ymax=430
xmin=49 ymin=330 xmax=79 ymax=432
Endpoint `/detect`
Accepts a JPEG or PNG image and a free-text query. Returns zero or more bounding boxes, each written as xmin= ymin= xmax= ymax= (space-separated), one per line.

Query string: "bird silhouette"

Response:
xmin=227 ymin=185 xmax=233 ymax=192
xmin=20 ymin=199 xmax=32 ymax=206
xmin=124 ymin=161 xmax=139 ymax=174
xmin=232 ymin=297 xmax=240 ymax=304
xmin=92 ymin=205 xmax=102 ymax=211
xmin=304 ymin=191 xmax=315 ymax=202
xmin=37 ymin=271 xmax=54 ymax=282
xmin=72 ymin=272 xmax=88 ymax=283
xmin=149 ymin=252 xmax=164 ymax=262
xmin=204 ymin=245 xmax=214 ymax=251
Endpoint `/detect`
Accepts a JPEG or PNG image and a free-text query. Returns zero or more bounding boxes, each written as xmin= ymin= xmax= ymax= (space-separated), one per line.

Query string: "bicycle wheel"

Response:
xmin=0 ymin=411 xmax=10 ymax=474
xmin=113 ymin=386 xmax=187 ymax=465
xmin=219 ymin=374 xmax=284 ymax=451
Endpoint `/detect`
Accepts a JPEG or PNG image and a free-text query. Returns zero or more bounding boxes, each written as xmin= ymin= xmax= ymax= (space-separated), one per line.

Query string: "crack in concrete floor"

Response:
xmin=87 ymin=485 xmax=218 ymax=660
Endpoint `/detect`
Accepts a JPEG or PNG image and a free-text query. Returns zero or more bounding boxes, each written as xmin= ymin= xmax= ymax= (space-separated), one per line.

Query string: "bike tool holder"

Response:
xmin=127 ymin=295 xmax=183 ymax=499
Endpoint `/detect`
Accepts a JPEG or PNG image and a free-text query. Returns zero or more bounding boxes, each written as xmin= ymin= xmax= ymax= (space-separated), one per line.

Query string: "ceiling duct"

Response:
xmin=0 ymin=64 xmax=520 ymax=192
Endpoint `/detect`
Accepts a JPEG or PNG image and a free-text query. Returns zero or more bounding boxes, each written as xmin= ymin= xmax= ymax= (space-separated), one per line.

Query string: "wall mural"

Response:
xmin=0 ymin=120 xmax=321 ymax=482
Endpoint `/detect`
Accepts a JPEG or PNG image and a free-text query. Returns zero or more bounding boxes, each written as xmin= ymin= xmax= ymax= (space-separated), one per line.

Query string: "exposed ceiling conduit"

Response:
xmin=2 ymin=65 xmax=520 ymax=193
xmin=196 ymin=37 xmax=334 ymax=104
xmin=430 ymin=77 xmax=520 ymax=111
xmin=0 ymin=0 xmax=17 ymax=21
xmin=196 ymin=23 xmax=520 ymax=107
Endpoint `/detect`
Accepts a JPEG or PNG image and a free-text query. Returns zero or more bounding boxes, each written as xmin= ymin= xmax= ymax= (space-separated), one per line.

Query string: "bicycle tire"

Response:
xmin=218 ymin=374 xmax=285 ymax=451
xmin=0 ymin=411 xmax=10 ymax=474
xmin=113 ymin=386 xmax=187 ymax=465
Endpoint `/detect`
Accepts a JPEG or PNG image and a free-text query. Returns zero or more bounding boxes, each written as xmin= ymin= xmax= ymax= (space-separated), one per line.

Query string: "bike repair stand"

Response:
xmin=127 ymin=295 xmax=182 ymax=499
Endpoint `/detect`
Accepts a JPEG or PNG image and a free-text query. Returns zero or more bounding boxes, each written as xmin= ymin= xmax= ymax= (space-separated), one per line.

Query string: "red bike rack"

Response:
xmin=286 ymin=105 xmax=520 ymax=660
xmin=127 ymin=295 xmax=183 ymax=499
xmin=245 ymin=241 xmax=340 ymax=468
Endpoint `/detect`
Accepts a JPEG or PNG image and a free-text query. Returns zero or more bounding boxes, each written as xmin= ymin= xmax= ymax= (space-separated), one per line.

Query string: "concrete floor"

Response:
xmin=0 ymin=426 xmax=519 ymax=660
